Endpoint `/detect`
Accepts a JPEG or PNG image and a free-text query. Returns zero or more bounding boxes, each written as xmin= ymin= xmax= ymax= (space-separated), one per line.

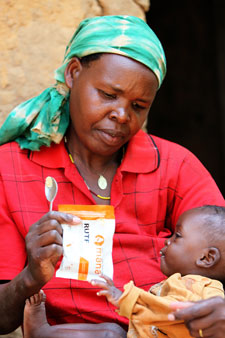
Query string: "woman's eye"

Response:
xmin=100 ymin=90 xmax=116 ymax=99
xmin=132 ymin=102 xmax=146 ymax=111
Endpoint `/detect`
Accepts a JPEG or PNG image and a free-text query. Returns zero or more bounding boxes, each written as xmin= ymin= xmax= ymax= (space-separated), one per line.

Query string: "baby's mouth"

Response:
xmin=160 ymin=250 xmax=165 ymax=257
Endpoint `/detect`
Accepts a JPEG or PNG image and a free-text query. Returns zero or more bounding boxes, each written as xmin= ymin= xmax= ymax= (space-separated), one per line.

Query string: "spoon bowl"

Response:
xmin=45 ymin=176 xmax=58 ymax=211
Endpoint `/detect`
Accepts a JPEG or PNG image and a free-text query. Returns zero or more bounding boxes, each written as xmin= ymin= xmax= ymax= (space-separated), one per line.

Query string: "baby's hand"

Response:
xmin=91 ymin=274 xmax=122 ymax=308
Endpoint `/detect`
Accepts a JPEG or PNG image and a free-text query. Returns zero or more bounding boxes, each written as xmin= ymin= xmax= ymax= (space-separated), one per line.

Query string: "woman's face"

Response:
xmin=66 ymin=53 xmax=158 ymax=156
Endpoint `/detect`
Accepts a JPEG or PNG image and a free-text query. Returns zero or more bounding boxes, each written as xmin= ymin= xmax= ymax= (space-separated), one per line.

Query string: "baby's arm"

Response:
xmin=91 ymin=274 xmax=122 ymax=307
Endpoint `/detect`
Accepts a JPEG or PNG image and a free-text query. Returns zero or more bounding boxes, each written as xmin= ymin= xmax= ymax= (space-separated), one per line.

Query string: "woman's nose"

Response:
xmin=109 ymin=107 xmax=130 ymax=123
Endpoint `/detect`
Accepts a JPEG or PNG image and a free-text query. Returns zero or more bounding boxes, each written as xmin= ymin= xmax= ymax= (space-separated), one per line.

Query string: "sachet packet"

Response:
xmin=56 ymin=205 xmax=115 ymax=281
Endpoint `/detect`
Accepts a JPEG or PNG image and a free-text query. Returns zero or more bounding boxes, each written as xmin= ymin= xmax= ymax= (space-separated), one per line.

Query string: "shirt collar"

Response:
xmin=30 ymin=130 xmax=160 ymax=173
xmin=30 ymin=139 xmax=69 ymax=168
xmin=121 ymin=130 xmax=160 ymax=173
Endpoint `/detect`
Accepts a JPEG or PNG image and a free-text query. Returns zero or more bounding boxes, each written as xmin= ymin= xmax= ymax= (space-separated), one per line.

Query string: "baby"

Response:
xmin=23 ymin=205 xmax=225 ymax=338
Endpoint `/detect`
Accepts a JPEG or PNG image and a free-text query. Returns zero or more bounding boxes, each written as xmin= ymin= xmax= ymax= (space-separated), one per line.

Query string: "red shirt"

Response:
xmin=0 ymin=130 xmax=224 ymax=328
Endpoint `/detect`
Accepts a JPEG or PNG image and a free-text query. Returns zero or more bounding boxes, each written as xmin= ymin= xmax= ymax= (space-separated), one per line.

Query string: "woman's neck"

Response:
xmin=65 ymin=129 xmax=121 ymax=173
xmin=64 ymin=130 xmax=124 ymax=204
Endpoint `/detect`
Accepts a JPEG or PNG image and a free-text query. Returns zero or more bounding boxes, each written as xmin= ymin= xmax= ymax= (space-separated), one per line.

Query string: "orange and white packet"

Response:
xmin=56 ymin=205 xmax=115 ymax=281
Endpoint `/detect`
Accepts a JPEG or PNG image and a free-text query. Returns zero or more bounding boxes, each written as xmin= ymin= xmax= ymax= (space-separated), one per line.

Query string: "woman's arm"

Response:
xmin=0 ymin=211 xmax=80 ymax=334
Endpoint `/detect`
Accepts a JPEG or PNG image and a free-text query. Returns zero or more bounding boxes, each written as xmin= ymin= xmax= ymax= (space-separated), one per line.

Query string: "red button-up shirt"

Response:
xmin=0 ymin=130 xmax=224 ymax=328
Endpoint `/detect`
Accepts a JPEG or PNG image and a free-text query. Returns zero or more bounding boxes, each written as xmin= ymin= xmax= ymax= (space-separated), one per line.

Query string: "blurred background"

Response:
xmin=146 ymin=0 xmax=225 ymax=197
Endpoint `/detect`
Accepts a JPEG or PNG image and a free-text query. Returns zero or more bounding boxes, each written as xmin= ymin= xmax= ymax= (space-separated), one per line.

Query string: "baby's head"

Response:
xmin=160 ymin=205 xmax=225 ymax=282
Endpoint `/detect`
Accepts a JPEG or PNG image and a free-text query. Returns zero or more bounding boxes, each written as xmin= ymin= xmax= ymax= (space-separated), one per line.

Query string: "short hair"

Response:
xmin=195 ymin=205 xmax=225 ymax=246
xmin=80 ymin=53 xmax=103 ymax=67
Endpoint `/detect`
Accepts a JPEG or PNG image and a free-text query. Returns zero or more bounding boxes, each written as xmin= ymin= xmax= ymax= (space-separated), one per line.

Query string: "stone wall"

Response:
xmin=0 ymin=0 xmax=149 ymax=126
xmin=0 ymin=2 xmax=150 ymax=337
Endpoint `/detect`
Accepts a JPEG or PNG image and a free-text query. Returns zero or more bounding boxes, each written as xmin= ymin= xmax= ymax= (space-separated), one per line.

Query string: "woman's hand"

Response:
xmin=91 ymin=274 xmax=122 ymax=307
xmin=25 ymin=211 xmax=80 ymax=287
xmin=169 ymin=297 xmax=225 ymax=338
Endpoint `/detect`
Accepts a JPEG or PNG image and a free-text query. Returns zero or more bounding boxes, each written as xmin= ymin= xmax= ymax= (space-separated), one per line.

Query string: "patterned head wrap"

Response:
xmin=0 ymin=15 xmax=166 ymax=151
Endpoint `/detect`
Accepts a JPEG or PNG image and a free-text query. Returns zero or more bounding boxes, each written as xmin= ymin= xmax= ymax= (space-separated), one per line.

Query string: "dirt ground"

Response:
xmin=0 ymin=328 xmax=22 ymax=338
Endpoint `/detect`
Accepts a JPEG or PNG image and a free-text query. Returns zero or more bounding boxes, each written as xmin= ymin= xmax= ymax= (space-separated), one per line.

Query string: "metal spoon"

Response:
xmin=45 ymin=176 xmax=58 ymax=211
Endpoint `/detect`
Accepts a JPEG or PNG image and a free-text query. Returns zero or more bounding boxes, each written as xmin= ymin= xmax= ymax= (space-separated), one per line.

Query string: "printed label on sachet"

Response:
xmin=56 ymin=205 xmax=115 ymax=281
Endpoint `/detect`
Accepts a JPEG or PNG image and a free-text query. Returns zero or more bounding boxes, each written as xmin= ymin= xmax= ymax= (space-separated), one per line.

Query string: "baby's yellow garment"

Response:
xmin=118 ymin=273 xmax=224 ymax=338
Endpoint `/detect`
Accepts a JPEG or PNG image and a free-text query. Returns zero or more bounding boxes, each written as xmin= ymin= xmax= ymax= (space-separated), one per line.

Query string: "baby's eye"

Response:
xmin=174 ymin=232 xmax=181 ymax=239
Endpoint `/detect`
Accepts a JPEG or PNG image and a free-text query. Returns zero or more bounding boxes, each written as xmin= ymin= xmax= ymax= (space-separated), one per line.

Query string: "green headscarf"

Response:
xmin=0 ymin=15 xmax=166 ymax=151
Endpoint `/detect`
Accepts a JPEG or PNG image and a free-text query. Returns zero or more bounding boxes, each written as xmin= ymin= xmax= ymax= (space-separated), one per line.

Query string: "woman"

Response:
xmin=0 ymin=15 xmax=224 ymax=337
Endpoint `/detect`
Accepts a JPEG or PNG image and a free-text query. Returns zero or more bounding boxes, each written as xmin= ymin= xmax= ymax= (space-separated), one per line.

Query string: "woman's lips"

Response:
xmin=97 ymin=129 xmax=126 ymax=146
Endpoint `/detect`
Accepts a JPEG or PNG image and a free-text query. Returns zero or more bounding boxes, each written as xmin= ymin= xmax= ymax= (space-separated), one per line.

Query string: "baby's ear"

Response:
xmin=196 ymin=247 xmax=221 ymax=268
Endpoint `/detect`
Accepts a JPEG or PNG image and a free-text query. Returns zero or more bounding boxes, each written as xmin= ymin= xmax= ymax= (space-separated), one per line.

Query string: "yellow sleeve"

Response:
xmin=117 ymin=281 xmax=142 ymax=319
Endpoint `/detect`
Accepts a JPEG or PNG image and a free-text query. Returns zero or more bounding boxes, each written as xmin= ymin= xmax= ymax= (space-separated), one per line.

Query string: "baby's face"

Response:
xmin=160 ymin=209 xmax=208 ymax=277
